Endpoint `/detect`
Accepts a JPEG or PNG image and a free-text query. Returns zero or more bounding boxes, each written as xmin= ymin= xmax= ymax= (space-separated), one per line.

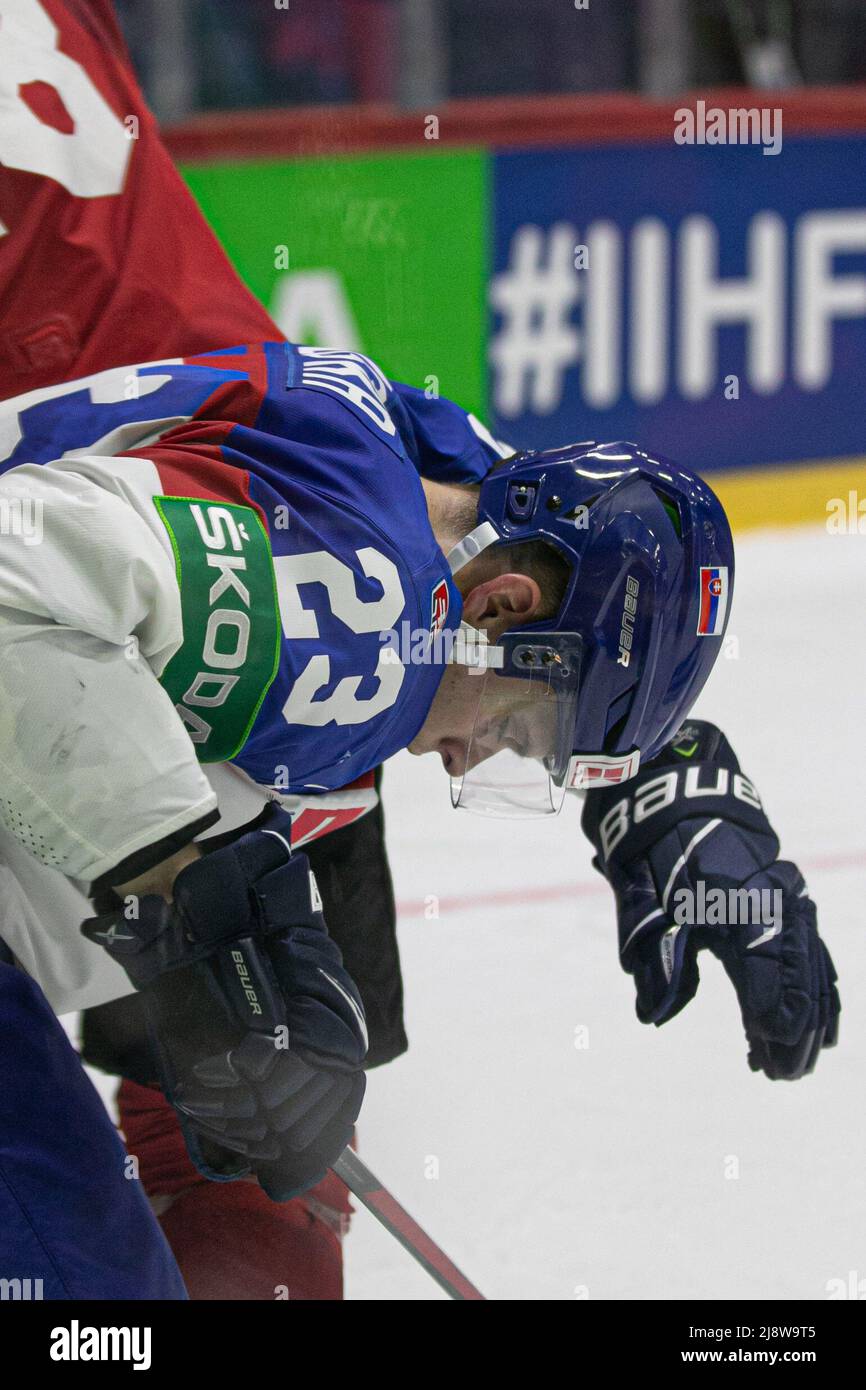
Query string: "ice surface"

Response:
xmin=343 ymin=523 xmax=866 ymax=1300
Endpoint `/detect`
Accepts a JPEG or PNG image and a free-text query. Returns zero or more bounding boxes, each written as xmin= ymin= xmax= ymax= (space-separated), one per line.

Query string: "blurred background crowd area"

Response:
xmin=115 ymin=0 xmax=866 ymax=123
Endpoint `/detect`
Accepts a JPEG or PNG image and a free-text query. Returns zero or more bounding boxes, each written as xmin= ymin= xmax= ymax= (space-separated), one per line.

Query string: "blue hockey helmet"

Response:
xmin=445 ymin=441 xmax=734 ymax=816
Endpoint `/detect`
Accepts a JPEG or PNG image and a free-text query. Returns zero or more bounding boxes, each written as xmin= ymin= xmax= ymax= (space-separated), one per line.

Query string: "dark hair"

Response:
xmin=450 ymin=482 xmax=571 ymax=623
xmin=493 ymin=539 xmax=571 ymax=623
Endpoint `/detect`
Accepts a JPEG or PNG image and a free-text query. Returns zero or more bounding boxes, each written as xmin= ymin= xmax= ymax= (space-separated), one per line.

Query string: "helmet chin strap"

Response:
xmin=445 ymin=521 xmax=500 ymax=577
xmin=445 ymin=521 xmax=504 ymax=670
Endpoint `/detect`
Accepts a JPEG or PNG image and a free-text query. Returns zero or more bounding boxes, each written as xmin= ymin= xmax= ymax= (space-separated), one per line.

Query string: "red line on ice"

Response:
xmin=395 ymin=849 xmax=866 ymax=919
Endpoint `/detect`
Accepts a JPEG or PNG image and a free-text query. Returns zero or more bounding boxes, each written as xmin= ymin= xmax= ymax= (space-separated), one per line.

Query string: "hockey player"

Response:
xmin=0 ymin=0 xmax=365 ymax=1299
xmin=0 ymin=0 xmax=839 ymax=1303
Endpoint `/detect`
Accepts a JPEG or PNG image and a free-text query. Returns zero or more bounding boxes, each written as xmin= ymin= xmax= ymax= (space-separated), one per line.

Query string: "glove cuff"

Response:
xmin=82 ymin=804 xmax=320 ymax=989
xmin=582 ymin=722 xmax=778 ymax=872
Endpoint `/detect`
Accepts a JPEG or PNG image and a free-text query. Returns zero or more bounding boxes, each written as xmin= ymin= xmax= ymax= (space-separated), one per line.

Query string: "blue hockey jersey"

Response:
xmin=0 ymin=342 xmax=506 ymax=806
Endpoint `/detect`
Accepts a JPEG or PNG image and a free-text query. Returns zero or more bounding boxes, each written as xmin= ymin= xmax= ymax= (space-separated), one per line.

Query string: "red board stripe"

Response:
xmin=164 ymin=85 xmax=866 ymax=163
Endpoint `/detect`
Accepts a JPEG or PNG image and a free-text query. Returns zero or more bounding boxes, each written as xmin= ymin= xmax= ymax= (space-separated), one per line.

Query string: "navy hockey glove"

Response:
xmin=83 ymin=804 xmax=367 ymax=1199
xmin=581 ymin=722 xmax=840 ymax=1079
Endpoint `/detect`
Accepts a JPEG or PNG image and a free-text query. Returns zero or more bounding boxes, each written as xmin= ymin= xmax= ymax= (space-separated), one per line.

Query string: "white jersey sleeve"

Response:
xmin=0 ymin=458 xmax=218 ymax=884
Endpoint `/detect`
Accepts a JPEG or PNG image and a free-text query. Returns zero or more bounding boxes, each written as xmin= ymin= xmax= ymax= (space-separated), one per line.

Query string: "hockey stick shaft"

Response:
xmin=332 ymin=1148 xmax=486 ymax=1301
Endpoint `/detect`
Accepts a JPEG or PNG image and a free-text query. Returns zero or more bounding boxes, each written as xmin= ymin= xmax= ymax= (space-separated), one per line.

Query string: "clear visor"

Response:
xmin=449 ymin=640 xmax=581 ymax=818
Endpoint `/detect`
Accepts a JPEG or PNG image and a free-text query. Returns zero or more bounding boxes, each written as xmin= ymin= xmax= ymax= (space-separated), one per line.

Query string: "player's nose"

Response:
xmin=438 ymin=738 xmax=468 ymax=776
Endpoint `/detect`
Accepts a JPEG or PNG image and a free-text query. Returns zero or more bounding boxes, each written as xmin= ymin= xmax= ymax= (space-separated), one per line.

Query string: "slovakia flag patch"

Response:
xmin=697 ymin=566 xmax=729 ymax=636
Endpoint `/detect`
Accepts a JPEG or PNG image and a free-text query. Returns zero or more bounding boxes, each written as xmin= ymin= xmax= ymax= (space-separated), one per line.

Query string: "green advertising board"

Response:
xmin=181 ymin=150 xmax=489 ymax=418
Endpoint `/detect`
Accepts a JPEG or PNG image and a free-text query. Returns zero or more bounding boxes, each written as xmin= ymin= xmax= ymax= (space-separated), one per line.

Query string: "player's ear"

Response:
xmin=462 ymin=573 xmax=542 ymax=638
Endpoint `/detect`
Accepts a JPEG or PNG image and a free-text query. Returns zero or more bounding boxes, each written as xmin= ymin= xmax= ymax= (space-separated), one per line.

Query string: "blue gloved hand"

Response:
xmin=84 ymin=804 xmax=367 ymax=1198
xmin=581 ymin=722 xmax=840 ymax=1079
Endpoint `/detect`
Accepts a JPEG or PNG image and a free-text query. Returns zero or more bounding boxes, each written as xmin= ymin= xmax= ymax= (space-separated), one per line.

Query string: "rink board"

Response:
xmin=169 ymin=88 xmax=866 ymax=528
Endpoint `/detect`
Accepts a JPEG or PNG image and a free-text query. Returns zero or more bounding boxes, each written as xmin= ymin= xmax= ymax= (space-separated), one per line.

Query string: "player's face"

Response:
xmin=408 ymin=662 xmax=560 ymax=777
xmin=408 ymin=570 xmax=578 ymax=816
